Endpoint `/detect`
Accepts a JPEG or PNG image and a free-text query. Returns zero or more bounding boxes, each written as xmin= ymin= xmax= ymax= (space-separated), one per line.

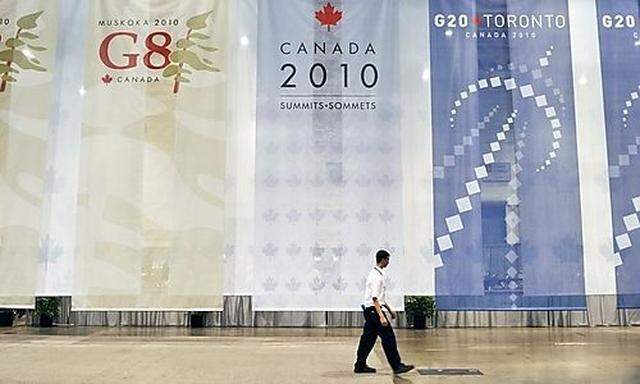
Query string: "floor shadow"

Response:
xmin=392 ymin=375 xmax=415 ymax=384
xmin=320 ymin=370 xmax=368 ymax=379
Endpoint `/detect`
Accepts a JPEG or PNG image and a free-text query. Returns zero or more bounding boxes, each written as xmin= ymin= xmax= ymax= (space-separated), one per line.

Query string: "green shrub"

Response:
xmin=35 ymin=297 xmax=60 ymax=319
xmin=404 ymin=296 xmax=435 ymax=318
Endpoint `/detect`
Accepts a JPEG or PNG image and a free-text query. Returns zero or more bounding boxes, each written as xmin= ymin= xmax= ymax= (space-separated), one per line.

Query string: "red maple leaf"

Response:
xmin=315 ymin=2 xmax=342 ymax=32
xmin=471 ymin=15 xmax=482 ymax=26
xmin=101 ymin=73 xmax=113 ymax=85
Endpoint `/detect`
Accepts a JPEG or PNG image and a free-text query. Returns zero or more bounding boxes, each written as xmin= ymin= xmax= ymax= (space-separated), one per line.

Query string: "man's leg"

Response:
xmin=355 ymin=309 xmax=378 ymax=368
xmin=377 ymin=316 xmax=402 ymax=370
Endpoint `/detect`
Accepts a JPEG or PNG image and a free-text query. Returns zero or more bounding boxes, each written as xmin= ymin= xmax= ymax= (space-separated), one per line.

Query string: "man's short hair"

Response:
xmin=376 ymin=249 xmax=390 ymax=263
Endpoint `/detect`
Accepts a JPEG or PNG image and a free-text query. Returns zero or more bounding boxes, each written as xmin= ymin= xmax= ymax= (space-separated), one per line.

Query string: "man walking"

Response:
xmin=354 ymin=249 xmax=414 ymax=375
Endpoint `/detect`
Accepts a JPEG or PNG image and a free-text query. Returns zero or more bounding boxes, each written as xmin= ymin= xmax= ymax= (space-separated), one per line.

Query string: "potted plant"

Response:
xmin=0 ymin=309 xmax=13 ymax=327
xmin=404 ymin=296 xmax=435 ymax=329
xmin=35 ymin=297 xmax=60 ymax=327
xmin=189 ymin=311 xmax=206 ymax=328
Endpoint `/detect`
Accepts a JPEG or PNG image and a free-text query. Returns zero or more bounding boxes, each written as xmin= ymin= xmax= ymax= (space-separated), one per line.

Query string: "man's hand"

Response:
xmin=380 ymin=315 xmax=389 ymax=327
xmin=383 ymin=304 xmax=396 ymax=320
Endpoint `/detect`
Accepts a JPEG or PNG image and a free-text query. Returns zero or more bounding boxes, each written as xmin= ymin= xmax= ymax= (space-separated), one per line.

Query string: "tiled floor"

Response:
xmin=0 ymin=326 xmax=639 ymax=383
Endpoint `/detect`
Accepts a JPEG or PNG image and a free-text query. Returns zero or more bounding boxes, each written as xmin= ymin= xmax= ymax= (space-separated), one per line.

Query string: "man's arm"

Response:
xmin=373 ymin=298 xmax=389 ymax=326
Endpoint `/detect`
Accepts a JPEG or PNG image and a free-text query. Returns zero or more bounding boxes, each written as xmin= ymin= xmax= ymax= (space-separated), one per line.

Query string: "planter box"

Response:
xmin=190 ymin=314 xmax=205 ymax=328
xmin=413 ymin=314 xmax=427 ymax=329
xmin=0 ymin=311 xmax=13 ymax=327
xmin=408 ymin=314 xmax=435 ymax=329
xmin=39 ymin=315 xmax=54 ymax=327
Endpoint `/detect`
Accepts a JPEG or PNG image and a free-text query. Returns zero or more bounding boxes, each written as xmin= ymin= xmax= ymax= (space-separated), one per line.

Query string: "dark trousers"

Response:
xmin=355 ymin=306 xmax=402 ymax=370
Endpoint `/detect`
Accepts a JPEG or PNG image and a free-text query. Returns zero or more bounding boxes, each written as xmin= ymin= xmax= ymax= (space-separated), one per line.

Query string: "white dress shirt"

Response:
xmin=363 ymin=266 xmax=387 ymax=307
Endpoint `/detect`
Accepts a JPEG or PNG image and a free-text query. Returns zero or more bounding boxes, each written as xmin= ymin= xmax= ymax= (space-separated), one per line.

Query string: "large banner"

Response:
xmin=0 ymin=0 xmax=58 ymax=308
xmin=254 ymin=0 xmax=403 ymax=310
xmin=36 ymin=0 xmax=88 ymax=297
xmin=597 ymin=1 xmax=640 ymax=308
xmin=430 ymin=0 xmax=586 ymax=309
xmin=73 ymin=0 xmax=226 ymax=310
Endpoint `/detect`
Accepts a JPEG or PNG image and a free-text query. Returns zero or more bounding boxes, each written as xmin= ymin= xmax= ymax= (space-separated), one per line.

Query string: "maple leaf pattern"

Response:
xmin=264 ymin=174 xmax=279 ymax=188
xmin=285 ymin=277 xmax=301 ymax=291
xmin=263 ymin=209 xmax=279 ymax=222
xmin=377 ymin=175 xmax=394 ymax=188
xmin=315 ymin=2 xmax=342 ymax=32
xmin=263 ymin=277 xmax=278 ymax=292
xmin=332 ymin=276 xmax=348 ymax=292
xmin=379 ymin=209 xmax=395 ymax=224
xmin=262 ymin=242 xmax=279 ymax=258
xmin=309 ymin=208 xmax=325 ymax=224
xmin=286 ymin=208 xmax=302 ymax=223
xmin=332 ymin=244 xmax=347 ymax=261
xmin=101 ymin=73 xmax=113 ymax=85
xmin=310 ymin=243 xmax=325 ymax=261
xmin=355 ymin=208 xmax=372 ymax=223
xmin=332 ymin=209 xmax=348 ymax=222
xmin=309 ymin=276 xmax=326 ymax=293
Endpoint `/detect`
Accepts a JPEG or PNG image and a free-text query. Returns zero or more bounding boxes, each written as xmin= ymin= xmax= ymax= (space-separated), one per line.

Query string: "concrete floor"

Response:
xmin=0 ymin=326 xmax=639 ymax=384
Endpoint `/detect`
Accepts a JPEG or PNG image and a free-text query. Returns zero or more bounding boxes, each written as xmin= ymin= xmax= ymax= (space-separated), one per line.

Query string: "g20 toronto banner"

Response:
xmin=73 ymin=1 xmax=226 ymax=310
xmin=430 ymin=0 xmax=586 ymax=310
xmin=0 ymin=0 xmax=58 ymax=308
xmin=254 ymin=0 xmax=403 ymax=310
xmin=597 ymin=1 xmax=640 ymax=308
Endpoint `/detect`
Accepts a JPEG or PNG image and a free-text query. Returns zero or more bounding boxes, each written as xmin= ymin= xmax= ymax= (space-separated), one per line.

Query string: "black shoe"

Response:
xmin=354 ymin=365 xmax=377 ymax=374
xmin=393 ymin=364 xmax=415 ymax=375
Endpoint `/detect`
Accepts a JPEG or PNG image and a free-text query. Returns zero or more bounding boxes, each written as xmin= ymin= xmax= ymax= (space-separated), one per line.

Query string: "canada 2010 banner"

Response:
xmin=0 ymin=0 xmax=58 ymax=308
xmin=254 ymin=0 xmax=403 ymax=310
xmin=430 ymin=0 xmax=586 ymax=309
xmin=597 ymin=1 xmax=640 ymax=308
xmin=73 ymin=0 xmax=226 ymax=310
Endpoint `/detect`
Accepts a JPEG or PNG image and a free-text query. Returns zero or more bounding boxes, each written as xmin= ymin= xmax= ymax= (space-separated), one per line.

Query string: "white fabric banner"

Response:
xmin=72 ymin=0 xmax=226 ymax=310
xmin=35 ymin=0 xmax=258 ymax=299
xmin=221 ymin=0 xmax=258 ymax=296
xmin=254 ymin=0 xmax=404 ymax=310
xmin=0 ymin=0 xmax=59 ymax=308
xmin=36 ymin=0 xmax=87 ymax=297
xmin=398 ymin=0 xmax=436 ymax=296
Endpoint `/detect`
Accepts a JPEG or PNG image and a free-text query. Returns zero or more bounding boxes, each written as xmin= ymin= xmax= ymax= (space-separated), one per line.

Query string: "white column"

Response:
xmin=568 ymin=0 xmax=617 ymax=295
xmin=223 ymin=0 xmax=257 ymax=296
xmin=400 ymin=0 xmax=436 ymax=295
xmin=37 ymin=0 xmax=89 ymax=296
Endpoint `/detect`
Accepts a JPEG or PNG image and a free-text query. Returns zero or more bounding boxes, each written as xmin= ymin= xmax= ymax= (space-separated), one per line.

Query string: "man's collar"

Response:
xmin=374 ymin=266 xmax=385 ymax=276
